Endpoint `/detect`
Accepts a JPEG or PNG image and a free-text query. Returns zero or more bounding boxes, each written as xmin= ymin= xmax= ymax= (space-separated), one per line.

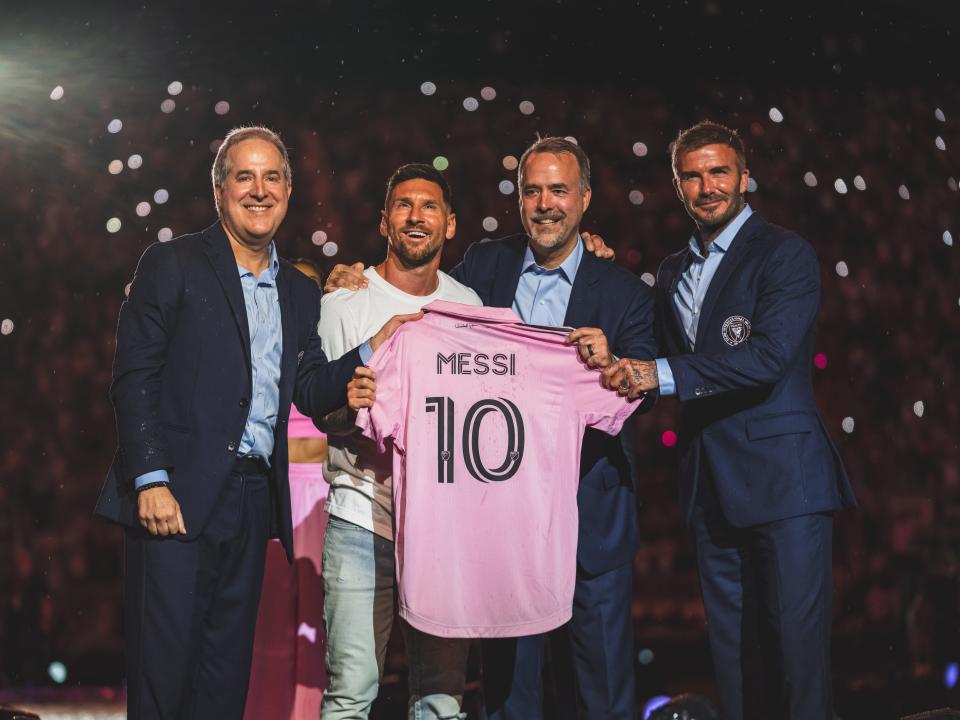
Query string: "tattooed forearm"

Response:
xmin=628 ymin=359 xmax=659 ymax=391
xmin=316 ymin=405 xmax=358 ymax=435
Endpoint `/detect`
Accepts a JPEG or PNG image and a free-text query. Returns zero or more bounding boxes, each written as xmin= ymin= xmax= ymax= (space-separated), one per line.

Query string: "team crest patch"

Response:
xmin=721 ymin=315 xmax=751 ymax=346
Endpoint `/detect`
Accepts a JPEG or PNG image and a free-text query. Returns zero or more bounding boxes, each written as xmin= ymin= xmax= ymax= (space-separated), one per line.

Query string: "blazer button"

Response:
xmin=227 ymin=441 xmax=237 ymax=452
xmin=239 ymin=398 xmax=249 ymax=408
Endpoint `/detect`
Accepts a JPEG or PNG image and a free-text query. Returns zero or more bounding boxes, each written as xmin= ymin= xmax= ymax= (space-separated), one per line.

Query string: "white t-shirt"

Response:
xmin=319 ymin=266 xmax=482 ymax=539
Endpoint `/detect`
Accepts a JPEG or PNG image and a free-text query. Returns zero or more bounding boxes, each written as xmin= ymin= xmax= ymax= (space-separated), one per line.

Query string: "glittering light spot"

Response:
xmin=518 ymin=100 xmax=535 ymax=115
xmin=108 ymin=159 xmax=123 ymax=175
xmin=480 ymin=86 xmax=497 ymax=101
xmin=106 ymin=217 xmax=122 ymax=233
xmin=311 ymin=230 xmax=328 ymax=246
xmin=637 ymin=648 xmax=655 ymax=665
xmin=814 ymin=353 xmax=828 ymax=369
xmin=322 ymin=241 xmax=339 ymax=257
xmin=50 ymin=85 xmax=64 ymax=101
xmin=107 ymin=118 xmax=123 ymax=134
xmin=482 ymin=217 xmax=499 ymax=232
xmin=167 ymin=81 xmax=183 ymax=96
xmin=661 ymin=430 xmax=677 ymax=447
xmin=420 ymin=81 xmax=437 ymax=96
xmin=160 ymin=98 xmax=176 ymax=113
xmin=944 ymin=231 xmax=954 ymax=247
xmin=803 ymin=171 xmax=817 ymax=187
xmin=935 ymin=108 xmax=946 ymax=122
xmin=768 ymin=107 xmax=784 ymax=123
xmin=841 ymin=417 xmax=855 ymax=434
xmin=747 ymin=177 xmax=758 ymax=192
xmin=463 ymin=96 xmax=479 ymax=111
xmin=949 ymin=177 xmax=958 ymax=192
xmin=124 ymin=283 xmax=132 ymax=297
xmin=136 ymin=202 xmax=151 ymax=217
xmin=913 ymin=401 xmax=925 ymax=418
xmin=432 ymin=156 xmax=449 ymax=171
xmin=936 ymin=136 xmax=947 ymax=151
xmin=158 ymin=227 xmax=173 ymax=242
xmin=502 ymin=155 xmax=518 ymax=171
xmin=898 ymin=184 xmax=910 ymax=200
xmin=48 ymin=662 xmax=67 ymax=684
xmin=629 ymin=190 xmax=644 ymax=205
xmin=209 ymin=139 xmax=222 ymax=153
xmin=154 ymin=189 xmax=169 ymax=204
xmin=214 ymin=100 xmax=230 ymax=115
xmin=632 ymin=142 xmax=648 ymax=157
xmin=564 ymin=136 xmax=578 ymax=145
xmin=498 ymin=180 xmax=515 ymax=195
xmin=834 ymin=179 xmax=848 ymax=194
xmin=640 ymin=272 xmax=655 ymax=287
xmin=0 ymin=319 xmax=14 ymax=336
xmin=297 ymin=622 xmax=318 ymax=644
xmin=835 ymin=261 xmax=849 ymax=277
xmin=853 ymin=175 xmax=866 ymax=191
xmin=643 ymin=696 xmax=671 ymax=720
xmin=127 ymin=154 xmax=143 ymax=170
xmin=945 ymin=662 xmax=959 ymax=689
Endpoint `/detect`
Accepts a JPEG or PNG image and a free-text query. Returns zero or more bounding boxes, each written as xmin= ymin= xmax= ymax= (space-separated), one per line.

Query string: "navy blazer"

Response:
xmin=656 ymin=212 xmax=856 ymax=527
xmin=95 ymin=222 xmax=361 ymax=560
xmin=450 ymin=235 xmax=657 ymax=575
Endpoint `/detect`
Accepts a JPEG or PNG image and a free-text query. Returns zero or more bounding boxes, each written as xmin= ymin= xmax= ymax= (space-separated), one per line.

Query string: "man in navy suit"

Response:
xmin=605 ymin=121 xmax=856 ymax=720
xmin=94 ymin=126 xmax=410 ymax=720
xmin=326 ymin=137 xmax=656 ymax=718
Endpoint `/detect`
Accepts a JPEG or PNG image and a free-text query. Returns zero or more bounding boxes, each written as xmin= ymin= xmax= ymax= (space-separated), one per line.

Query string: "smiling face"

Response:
xmin=215 ymin=138 xmax=291 ymax=248
xmin=518 ymin=151 xmax=591 ymax=266
xmin=380 ymin=178 xmax=456 ymax=269
xmin=673 ymin=143 xmax=748 ymax=237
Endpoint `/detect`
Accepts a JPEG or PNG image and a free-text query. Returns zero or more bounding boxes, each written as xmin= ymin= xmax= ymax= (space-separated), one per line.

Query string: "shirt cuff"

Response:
xmin=135 ymin=469 xmax=170 ymax=489
xmin=358 ymin=339 xmax=374 ymax=365
xmin=655 ymin=358 xmax=676 ymax=396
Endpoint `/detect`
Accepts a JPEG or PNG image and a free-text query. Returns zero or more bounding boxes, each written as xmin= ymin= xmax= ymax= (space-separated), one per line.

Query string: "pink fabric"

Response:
xmin=245 ymin=462 xmax=328 ymax=719
xmin=357 ymin=301 xmax=638 ymax=638
xmin=287 ymin=406 xmax=325 ymax=439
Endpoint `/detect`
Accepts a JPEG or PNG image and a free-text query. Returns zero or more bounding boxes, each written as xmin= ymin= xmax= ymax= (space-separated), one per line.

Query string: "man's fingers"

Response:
xmin=176 ymin=507 xmax=187 ymax=535
xmin=352 ymin=366 xmax=376 ymax=380
xmin=391 ymin=311 xmax=424 ymax=326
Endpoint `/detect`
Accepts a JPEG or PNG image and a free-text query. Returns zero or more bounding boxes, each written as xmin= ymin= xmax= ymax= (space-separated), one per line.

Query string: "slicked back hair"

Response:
xmin=384 ymin=163 xmax=454 ymax=211
xmin=518 ymin=136 xmax=591 ymax=193
xmin=211 ymin=126 xmax=292 ymax=213
xmin=670 ymin=121 xmax=747 ymax=178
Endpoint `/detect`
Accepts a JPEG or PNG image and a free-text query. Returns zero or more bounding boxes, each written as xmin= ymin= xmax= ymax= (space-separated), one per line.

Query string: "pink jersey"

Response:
xmin=356 ymin=300 xmax=639 ymax=638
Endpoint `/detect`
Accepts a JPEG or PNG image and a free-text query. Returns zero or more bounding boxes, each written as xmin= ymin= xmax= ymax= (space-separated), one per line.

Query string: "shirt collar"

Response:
xmin=688 ymin=204 xmax=753 ymax=261
xmin=237 ymin=242 xmax=280 ymax=282
xmin=520 ymin=235 xmax=584 ymax=284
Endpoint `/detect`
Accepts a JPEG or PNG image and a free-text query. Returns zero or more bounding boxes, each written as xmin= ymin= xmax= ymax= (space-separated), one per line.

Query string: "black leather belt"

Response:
xmin=234 ymin=454 xmax=270 ymax=475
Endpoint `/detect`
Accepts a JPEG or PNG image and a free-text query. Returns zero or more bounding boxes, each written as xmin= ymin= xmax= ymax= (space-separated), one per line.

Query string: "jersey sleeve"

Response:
xmin=355 ymin=328 xmax=407 ymax=453
xmin=571 ymin=362 xmax=640 ymax=437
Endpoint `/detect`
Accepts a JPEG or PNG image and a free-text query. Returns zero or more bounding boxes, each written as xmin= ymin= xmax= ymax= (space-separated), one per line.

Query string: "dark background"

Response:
xmin=1 ymin=1 xmax=959 ymax=717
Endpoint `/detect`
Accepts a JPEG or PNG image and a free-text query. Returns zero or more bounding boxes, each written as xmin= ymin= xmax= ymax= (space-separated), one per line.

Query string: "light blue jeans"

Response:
xmin=320 ymin=515 xmax=469 ymax=720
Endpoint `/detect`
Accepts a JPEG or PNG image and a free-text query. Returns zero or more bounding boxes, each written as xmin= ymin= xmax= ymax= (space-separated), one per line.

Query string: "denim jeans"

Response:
xmin=321 ymin=516 xmax=469 ymax=720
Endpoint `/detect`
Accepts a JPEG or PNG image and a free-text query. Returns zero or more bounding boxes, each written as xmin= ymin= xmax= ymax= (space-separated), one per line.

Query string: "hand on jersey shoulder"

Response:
xmin=323 ymin=261 xmax=367 ymax=293
xmin=581 ymin=232 xmax=615 ymax=260
xmin=370 ymin=311 xmax=424 ymax=352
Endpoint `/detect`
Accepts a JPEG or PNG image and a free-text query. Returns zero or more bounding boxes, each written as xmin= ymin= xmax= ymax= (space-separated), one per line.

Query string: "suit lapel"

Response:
xmin=202 ymin=222 xmax=252 ymax=369
xmin=276 ymin=262 xmax=297 ymax=406
xmin=563 ymin=249 xmax=602 ymax=327
xmin=694 ymin=213 xmax=762 ymax=349
xmin=666 ymin=251 xmax=694 ymax=353
xmin=490 ymin=237 xmax=527 ymax=309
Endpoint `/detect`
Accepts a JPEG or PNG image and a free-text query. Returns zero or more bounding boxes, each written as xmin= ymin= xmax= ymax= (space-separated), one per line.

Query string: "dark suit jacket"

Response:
xmin=450 ymin=235 xmax=657 ymax=576
xmin=95 ymin=222 xmax=361 ymax=560
xmin=656 ymin=212 xmax=856 ymax=528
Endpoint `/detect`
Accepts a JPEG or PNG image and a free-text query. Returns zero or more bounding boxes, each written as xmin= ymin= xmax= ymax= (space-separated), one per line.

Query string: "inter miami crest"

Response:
xmin=721 ymin=315 xmax=751 ymax=346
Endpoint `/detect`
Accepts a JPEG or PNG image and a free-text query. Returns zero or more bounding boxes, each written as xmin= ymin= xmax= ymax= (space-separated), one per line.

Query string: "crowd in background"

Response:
xmin=1 ymin=77 xmax=958 ymax=714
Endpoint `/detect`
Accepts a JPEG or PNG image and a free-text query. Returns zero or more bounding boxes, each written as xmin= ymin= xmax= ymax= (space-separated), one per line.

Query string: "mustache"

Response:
xmin=695 ymin=193 xmax=728 ymax=206
xmin=531 ymin=212 xmax=565 ymax=222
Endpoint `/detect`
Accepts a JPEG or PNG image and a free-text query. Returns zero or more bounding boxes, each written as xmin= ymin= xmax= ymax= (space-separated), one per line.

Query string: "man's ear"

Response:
xmin=445 ymin=212 xmax=457 ymax=240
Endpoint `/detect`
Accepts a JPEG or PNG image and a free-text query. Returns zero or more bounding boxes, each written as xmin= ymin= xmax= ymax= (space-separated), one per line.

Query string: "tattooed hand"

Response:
xmin=601 ymin=358 xmax=658 ymax=400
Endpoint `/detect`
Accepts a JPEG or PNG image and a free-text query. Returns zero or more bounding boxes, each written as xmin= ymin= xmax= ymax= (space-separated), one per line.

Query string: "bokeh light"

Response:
xmin=898 ymin=184 xmax=910 ymax=200
xmin=853 ymin=175 xmax=867 ymax=191
xmin=913 ymin=401 xmax=925 ymax=418
xmin=127 ymin=154 xmax=143 ymax=169
xmin=167 ymin=80 xmax=183 ymax=95
xmin=637 ymin=648 xmax=655 ymax=665
xmin=50 ymin=85 xmax=64 ymax=101
xmin=498 ymin=180 xmax=514 ymax=195
xmin=154 ymin=189 xmax=169 ymax=204
xmin=214 ymin=100 xmax=230 ymax=115
xmin=944 ymin=231 xmax=954 ymax=247
xmin=160 ymin=98 xmax=176 ymax=113
xmin=803 ymin=171 xmax=817 ymax=187
xmin=935 ymin=108 xmax=946 ymax=122
xmin=632 ymin=142 xmax=648 ymax=157
xmin=834 ymin=179 xmax=848 ymax=194
xmin=482 ymin=217 xmax=499 ymax=232
xmin=480 ymin=86 xmax=496 ymax=101
xmin=502 ymin=155 xmax=518 ymax=171
xmin=136 ymin=202 xmax=151 ymax=217
xmin=640 ymin=272 xmax=655 ymax=287
xmin=106 ymin=217 xmax=122 ymax=233
xmin=842 ymin=417 xmax=855 ymax=434
xmin=108 ymin=160 xmax=123 ymax=175
xmin=311 ymin=230 xmax=328 ymax=246
xmin=643 ymin=695 xmax=671 ymax=720
xmin=157 ymin=228 xmax=173 ymax=242
xmin=835 ymin=261 xmax=849 ymax=277
xmin=47 ymin=661 xmax=67 ymax=684
xmin=945 ymin=661 xmax=959 ymax=689
xmin=518 ymin=100 xmax=535 ymax=115
xmin=432 ymin=156 xmax=449 ymax=171
xmin=322 ymin=241 xmax=339 ymax=257
xmin=463 ymin=97 xmax=479 ymax=111
xmin=629 ymin=190 xmax=644 ymax=205
xmin=420 ymin=81 xmax=436 ymax=96
xmin=0 ymin=319 xmax=14 ymax=336
xmin=747 ymin=177 xmax=758 ymax=192
xmin=935 ymin=136 xmax=946 ymax=151
xmin=661 ymin=430 xmax=677 ymax=447
xmin=107 ymin=118 xmax=123 ymax=134
xmin=768 ymin=107 xmax=784 ymax=123
xmin=814 ymin=353 xmax=828 ymax=369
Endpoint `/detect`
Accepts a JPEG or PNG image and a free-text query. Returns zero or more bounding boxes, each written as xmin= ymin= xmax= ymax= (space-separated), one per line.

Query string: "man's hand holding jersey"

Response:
xmin=601 ymin=358 xmax=659 ymax=400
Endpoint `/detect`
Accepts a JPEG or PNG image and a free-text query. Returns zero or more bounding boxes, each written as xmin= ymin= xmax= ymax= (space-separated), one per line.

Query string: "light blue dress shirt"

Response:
xmin=135 ymin=243 xmax=283 ymax=489
xmin=655 ymin=205 xmax=753 ymax=396
xmin=511 ymin=237 xmax=583 ymax=325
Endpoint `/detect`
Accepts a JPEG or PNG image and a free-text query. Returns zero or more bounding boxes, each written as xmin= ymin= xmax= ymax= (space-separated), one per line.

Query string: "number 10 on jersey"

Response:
xmin=425 ymin=396 xmax=525 ymax=484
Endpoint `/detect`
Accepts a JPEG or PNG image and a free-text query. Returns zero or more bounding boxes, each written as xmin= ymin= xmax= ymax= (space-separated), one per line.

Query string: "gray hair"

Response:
xmin=518 ymin=136 xmax=591 ymax=193
xmin=211 ymin=126 xmax=292 ymax=211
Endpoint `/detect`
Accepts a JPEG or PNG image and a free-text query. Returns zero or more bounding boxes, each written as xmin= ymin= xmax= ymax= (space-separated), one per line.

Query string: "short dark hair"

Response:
xmin=212 ymin=126 xmax=292 ymax=212
xmin=670 ymin=121 xmax=747 ymax=178
xmin=518 ymin=136 xmax=591 ymax=192
xmin=384 ymin=163 xmax=453 ymax=210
